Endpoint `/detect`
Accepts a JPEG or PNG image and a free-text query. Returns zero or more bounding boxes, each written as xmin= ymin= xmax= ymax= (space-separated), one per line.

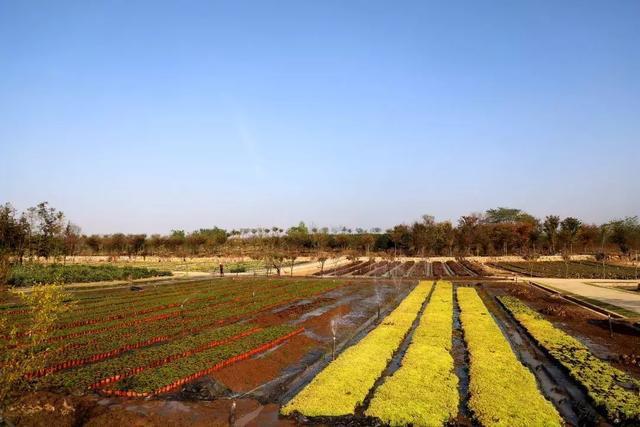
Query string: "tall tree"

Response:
xmin=560 ymin=217 xmax=582 ymax=254
xmin=33 ymin=202 xmax=65 ymax=259
xmin=608 ymin=217 xmax=640 ymax=254
xmin=543 ymin=215 xmax=560 ymax=253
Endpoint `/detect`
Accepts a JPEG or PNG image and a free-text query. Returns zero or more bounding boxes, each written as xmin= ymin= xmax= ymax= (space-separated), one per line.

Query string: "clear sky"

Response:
xmin=1 ymin=1 xmax=639 ymax=234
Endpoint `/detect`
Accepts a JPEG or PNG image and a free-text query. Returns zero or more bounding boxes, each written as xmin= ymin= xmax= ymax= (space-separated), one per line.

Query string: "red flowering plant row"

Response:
xmin=89 ymin=327 xmax=262 ymax=389
xmin=12 ymin=279 xmax=295 ymax=344
xmin=21 ymin=279 xmax=343 ymax=378
xmin=102 ymin=326 xmax=304 ymax=397
xmin=4 ymin=279 xmax=216 ymax=318
xmin=34 ymin=323 xmax=258 ymax=391
xmin=8 ymin=279 xmax=247 ymax=329
xmin=50 ymin=277 xmax=335 ymax=343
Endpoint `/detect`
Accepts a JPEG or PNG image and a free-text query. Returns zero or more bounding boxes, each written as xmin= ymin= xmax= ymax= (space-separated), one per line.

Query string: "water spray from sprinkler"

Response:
xmin=330 ymin=318 xmax=339 ymax=360
xmin=374 ymin=287 xmax=381 ymax=320
xmin=229 ymin=400 xmax=236 ymax=426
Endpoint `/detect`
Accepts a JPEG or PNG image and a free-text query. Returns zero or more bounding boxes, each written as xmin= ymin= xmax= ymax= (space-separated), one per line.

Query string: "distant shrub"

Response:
xmin=229 ymin=265 xmax=247 ymax=273
xmin=7 ymin=264 xmax=171 ymax=286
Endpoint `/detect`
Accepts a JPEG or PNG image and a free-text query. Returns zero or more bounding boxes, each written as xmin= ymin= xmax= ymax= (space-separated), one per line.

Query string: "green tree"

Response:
xmin=543 ymin=215 xmax=560 ymax=253
xmin=484 ymin=207 xmax=536 ymax=224
xmin=608 ymin=217 xmax=640 ymax=254
xmin=32 ymin=202 xmax=65 ymax=259
xmin=0 ymin=284 xmax=71 ymax=417
xmin=560 ymin=217 xmax=582 ymax=254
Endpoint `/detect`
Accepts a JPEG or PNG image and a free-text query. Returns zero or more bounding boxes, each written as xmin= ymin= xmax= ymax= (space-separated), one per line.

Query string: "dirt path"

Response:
xmin=532 ymin=278 xmax=640 ymax=316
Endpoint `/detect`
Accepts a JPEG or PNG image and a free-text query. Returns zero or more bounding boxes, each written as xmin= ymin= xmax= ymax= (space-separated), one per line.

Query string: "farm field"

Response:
xmin=316 ymin=259 xmax=485 ymax=278
xmin=280 ymin=280 xmax=640 ymax=426
xmin=3 ymin=278 xmax=640 ymax=426
xmin=490 ymin=260 xmax=639 ymax=280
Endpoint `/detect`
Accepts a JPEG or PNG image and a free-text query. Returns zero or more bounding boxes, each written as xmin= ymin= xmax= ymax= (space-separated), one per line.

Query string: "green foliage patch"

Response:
xmin=366 ymin=281 xmax=458 ymax=426
xmin=458 ymin=288 xmax=561 ymax=427
xmin=281 ymin=281 xmax=433 ymax=417
xmin=499 ymin=296 xmax=640 ymax=424
xmin=8 ymin=263 xmax=172 ymax=286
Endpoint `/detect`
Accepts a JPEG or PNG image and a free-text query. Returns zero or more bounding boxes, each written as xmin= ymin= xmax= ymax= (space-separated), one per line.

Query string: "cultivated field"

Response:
xmin=3 ymin=275 xmax=639 ymax=426
xmin=490 ymin=260 xmax=639 ymax=280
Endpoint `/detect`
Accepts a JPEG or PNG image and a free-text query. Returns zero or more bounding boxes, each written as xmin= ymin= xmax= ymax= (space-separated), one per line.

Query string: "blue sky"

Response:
xmin=1 ymin=1 xmax=639 ymax=234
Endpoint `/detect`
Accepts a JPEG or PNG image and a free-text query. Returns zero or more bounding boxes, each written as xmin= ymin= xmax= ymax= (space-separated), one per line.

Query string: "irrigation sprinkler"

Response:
xmin=330 ymin=318 xmax=338 ymax=360
xmin=228 ymin=400 xmax=236 ymax=426
xmin=180 ymin=297 xmax=190 ymax=320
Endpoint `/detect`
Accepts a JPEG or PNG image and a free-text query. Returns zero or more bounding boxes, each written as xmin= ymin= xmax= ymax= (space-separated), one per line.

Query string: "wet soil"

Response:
xmin=482 ymin=281 xmax=640 ymax=377
xmin=10 ymin=279 xmax=630 ymax=427
xmin=451 ymin=287 xmax=472 ymax=425
xmin=5 ymin=279 xmax=414 ymax=427
xmin=471 ymin=283 xmax=607 ymax=426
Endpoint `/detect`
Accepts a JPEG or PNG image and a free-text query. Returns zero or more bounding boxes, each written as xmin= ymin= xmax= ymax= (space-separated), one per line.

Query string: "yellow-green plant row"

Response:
xmin=366 ymin=281 xmax=458 ymax=426
xmin=281 ymin=280 xmax=433 ymax=417
xmin=499 ymin=296 xmax=640 ymax=423
xmin=457 ymin=288 xmax=561 ymax=427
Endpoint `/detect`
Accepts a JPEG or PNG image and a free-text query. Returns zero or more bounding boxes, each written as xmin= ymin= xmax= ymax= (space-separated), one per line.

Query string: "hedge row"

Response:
xmin=8 ymin=263 xmax=172 ymax=286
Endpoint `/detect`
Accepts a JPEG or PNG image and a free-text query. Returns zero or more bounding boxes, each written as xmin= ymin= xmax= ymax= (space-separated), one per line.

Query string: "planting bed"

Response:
xmin=491 ymin=260 xmax=639 ymax=279
xmin=499 ymin=296 xmax=640 ymax=423
xmin=2 ymin=276 xmax=418 ymax=426
xmin=6 ymin=276 xmax=639 ymax=426
xmin=329 ymin=260 xmax=482 ymax=279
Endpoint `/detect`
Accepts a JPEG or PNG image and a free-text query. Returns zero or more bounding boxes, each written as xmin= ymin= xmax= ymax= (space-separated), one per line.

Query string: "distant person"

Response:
xmin=219 ymin=263 xmax=224 ymax=276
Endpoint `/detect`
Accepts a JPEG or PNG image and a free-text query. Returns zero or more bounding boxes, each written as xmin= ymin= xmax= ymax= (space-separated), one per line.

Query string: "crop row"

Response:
xmin=4 ymin=279 xmax=221 ymax=323
xmin=491 ymin=261 xmax=638 ymax=280
xmin=445 ymin=260 xmax=473 ymax=276
xmin=89 ymin=327 xmax=261 ymax=389
xmin=35 ymin=323 xmax=253 ymax=390
xmin=43 ymin=279 xmax=281 ymax=332
xmin=5 ymin=277 xmax=304 ymax=321
xmin=315 ymin=260 xmax=364 ymax=276
xmin=24 ymin=278 xmax=331 ymax=346
xmin=365 ymin=281 xmax=458 ymax=426
xmin=458 ymin=259 xmax=488 ymax=276
xmin=457 ymin=288 xmax=561 ymax=426
xmin=22 ymin=279 xmax=344 ymax=375
xmin=499 ymin=296 xmax=640 ymax=423
xmin=407 ymin=261 xmax=429 ymax=278
xmin=104 ymin=325 xmax=302 ymax=395
xmin=8 ymin=278 xmax=278 ymax=326
xmin=281 ymin=280 xmax=433 ymax=417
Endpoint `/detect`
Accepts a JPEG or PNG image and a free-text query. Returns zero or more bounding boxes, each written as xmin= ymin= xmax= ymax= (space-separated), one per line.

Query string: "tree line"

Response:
xmin=1 ymin=203 xmax=639 ymax=262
